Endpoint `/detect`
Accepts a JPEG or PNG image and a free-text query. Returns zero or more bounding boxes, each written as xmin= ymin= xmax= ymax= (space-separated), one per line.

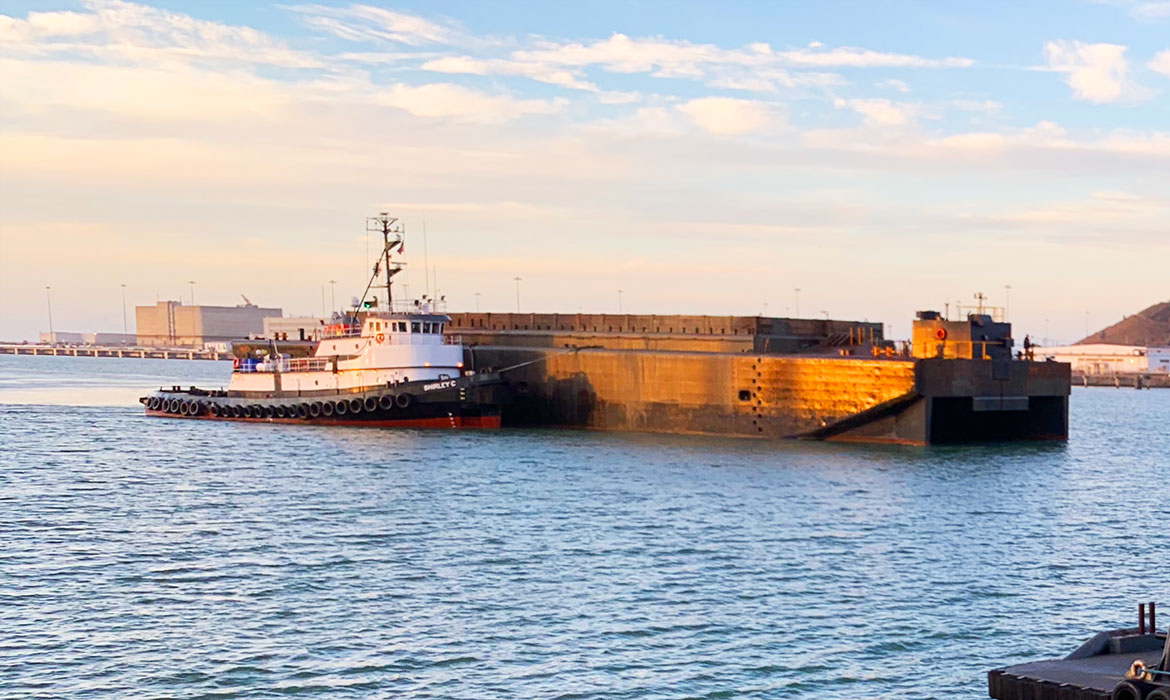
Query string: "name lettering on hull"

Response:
xmin=422 ymin=379 xmax=457 ymax=392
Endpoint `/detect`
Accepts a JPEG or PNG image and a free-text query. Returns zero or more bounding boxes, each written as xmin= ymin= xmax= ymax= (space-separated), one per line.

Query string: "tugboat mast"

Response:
xmin=357 ymin=213 xmax=405 ymax=311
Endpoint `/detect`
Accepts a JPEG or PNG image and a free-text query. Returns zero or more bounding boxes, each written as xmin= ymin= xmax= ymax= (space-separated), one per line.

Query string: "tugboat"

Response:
xmin=140 ymin=213 xmax=503 ymax=428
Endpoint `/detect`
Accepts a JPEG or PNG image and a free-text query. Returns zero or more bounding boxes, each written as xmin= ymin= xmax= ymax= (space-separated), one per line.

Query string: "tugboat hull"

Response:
xmin=141 ymin=374 xmax=505 ymax=430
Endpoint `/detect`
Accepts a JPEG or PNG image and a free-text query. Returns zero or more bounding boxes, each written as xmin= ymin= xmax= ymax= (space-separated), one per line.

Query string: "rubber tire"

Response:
xmin=349 ymin=398 xmax=363 ymax=413
xmin=191 ymin=402 xmax=204 ymax=417
xmin=274 ymin=405 xmax=287 ymax=419
xmin=180 ymin=401 xmax=192 ymax=415
xmin=209 ymin=404 xmax=219 ymax=417
xmin=1146 ymin=689 xmax=1170 ymax=700
xmin=1113 ymin=681 xmax=1146 ymax=700
xmin=335 ymin=400 xmax=348 ymax=416
xmin=364 ymin=396 xmax=378 ymax=412
xmin=298 ymin=404 xmax=310 ymax=419
xmin=395 ymin=393 xmax=413 ymax=409
xmin=379 ymin=394 xmax=394 ymax=410
xmin=321 ymin=401 xmax=334 ymax=417
xmin=309 ymin=402 xmax=322 ymax=418
xmin=263 ymin=405 xmax=275 ymax=418
xmin=230 ymin=405 xmax=242 ymax=418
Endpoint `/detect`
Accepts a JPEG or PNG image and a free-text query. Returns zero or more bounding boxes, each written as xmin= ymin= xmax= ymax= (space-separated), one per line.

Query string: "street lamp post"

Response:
xmin=513 ymin=277 xmax=522 ymax=313
xmin=794 ymin=288 xmax=801 ymax=318
xmin=475 ymin=292 xmax=481 ymax=312
xmin=188 ymin=280 xmax=196 ymax=306
xmin=120 ymin=284 xmax=128 ymax=334
xmin=1004 ymin=284 xmax=1012 ymax=321
xmin=45 ymin=286 xmax=53 ymax=341
xmin=618 ymin=289 xmax=623 ymax=314
xmin=329 ymin=280 xmax=336 ymax=313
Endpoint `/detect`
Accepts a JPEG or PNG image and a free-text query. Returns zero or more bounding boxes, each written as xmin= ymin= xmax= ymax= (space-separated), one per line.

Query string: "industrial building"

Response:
xmin=1039 ymin=344 xmax=1170 ymax=374
xmin=135 ymin=301 xmax=282 ymax=348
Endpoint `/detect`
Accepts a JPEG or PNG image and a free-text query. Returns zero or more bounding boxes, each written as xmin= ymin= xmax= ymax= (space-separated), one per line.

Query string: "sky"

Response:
xmin=2 ymin=0 xmax=1170 ymax=344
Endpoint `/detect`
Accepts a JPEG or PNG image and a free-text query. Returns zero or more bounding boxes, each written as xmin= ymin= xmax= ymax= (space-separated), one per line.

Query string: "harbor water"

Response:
xmin=1 ymin=354 xmax=1166 ymax=699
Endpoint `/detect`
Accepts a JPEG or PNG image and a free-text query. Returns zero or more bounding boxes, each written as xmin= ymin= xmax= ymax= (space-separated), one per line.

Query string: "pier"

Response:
xmin=0 ymin=343 xmax=230 ymax=361
xmin=1074 ymin=372 xmax=1170 ymax=389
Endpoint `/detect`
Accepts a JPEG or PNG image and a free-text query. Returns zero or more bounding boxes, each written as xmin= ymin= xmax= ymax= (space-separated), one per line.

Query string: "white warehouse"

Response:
xmin=1040 ymin=344 xmax=1170 ymax=374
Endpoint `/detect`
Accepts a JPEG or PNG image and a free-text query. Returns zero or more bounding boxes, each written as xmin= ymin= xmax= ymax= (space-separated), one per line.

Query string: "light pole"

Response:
xmin=513 ymin=277 xmax=522 ymax=313
xmin=821 ymin=310 xmax=829 ymax=320
xmin=794 ymin=287 xmax=801 ymax=318
xmin=475 ymin=292 xmax=481 ymax=312
xmin=188 ymin=280 xmax=196 ymax=305
xmin=1044 ymin=318 xmax=1050 ymax=347
xmin=120 ymin=284 xmax=128 ymax=334
xmin=329 ymin=280 xmax=336 ymax=313
xmin=1084 ymin=311 xmax=1090 ymax=339
xmin=618 ymin=289 xmax=623 ymax=314
xmin=1004 ymin=284 xmax=1012 ymax=321
xmin=321 ymin=284 xmax=326 ymax=317
xmin=45 ymin=286 xmax=53 ymax=341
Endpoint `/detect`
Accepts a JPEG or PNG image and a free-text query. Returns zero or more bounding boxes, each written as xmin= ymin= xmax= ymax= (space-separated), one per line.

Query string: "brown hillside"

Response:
xmin=1078 ymin=301 xmax=1170 ymax=346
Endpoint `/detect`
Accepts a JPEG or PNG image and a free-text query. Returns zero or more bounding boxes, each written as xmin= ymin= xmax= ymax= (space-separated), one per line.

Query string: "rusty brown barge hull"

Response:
xmin=446 ymin=312 xmax=1070 ymax=446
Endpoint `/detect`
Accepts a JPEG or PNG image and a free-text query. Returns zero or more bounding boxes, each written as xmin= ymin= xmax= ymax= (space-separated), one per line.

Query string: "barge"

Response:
xmin=450 ymin=308 xmax=1070 ymax=445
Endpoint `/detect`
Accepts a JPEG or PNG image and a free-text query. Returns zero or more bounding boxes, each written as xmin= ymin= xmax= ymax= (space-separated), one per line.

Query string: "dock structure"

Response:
xmin=989 ymin=605 xmax=1170 ymax=700
xmin=449 ymin=311 xmax=1070 ymax=445
xmin=0 ymin=344 xmax=230 ymax=361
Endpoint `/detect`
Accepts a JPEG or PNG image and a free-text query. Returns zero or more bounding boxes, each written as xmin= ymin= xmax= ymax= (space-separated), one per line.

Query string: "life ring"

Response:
xmin=935 ymin=327 xmax=947 ymax=341
xmin=376 ymin=332 xmax=385 ymax=344
xmin=233 ymin=357 xmax=240 ymax=370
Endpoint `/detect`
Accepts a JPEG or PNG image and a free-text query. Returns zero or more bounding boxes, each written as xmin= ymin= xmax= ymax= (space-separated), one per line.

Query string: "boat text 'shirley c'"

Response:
xmin=141 ymin=213 xmax=505 ymax=428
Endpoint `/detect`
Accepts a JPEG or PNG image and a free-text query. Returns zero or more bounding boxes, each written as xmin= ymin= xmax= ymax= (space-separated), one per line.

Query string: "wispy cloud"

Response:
xmin=284 ymin=3 xmax=459 ymax=46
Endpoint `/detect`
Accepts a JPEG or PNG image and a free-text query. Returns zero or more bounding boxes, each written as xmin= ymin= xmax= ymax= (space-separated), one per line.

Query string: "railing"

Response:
xmin=322 ymin=324 xmax=361 ymax=339
xmin=443 ymin=334 xmax=462 ymax=345
xmin=236 ymin=357 xmax=332 ymax=373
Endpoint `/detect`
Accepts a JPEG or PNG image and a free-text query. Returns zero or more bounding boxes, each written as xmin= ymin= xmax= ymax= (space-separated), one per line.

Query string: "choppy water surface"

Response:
xmin=1 ymin=354 xmax=1167 ymax=699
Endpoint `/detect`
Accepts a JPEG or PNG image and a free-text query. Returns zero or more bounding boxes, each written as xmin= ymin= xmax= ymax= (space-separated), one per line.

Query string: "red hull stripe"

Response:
xmin=144 ymin=410 xmax=501 ymax=430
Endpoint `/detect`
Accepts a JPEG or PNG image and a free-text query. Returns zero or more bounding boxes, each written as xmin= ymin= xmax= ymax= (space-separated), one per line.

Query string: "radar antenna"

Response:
xmin=354 ymin=213 xmax=406 ymax=312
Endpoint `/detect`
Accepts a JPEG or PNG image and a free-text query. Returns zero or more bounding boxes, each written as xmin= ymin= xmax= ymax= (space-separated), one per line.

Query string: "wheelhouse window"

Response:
xmin=411 ymin=322 xmax=420 ymax=333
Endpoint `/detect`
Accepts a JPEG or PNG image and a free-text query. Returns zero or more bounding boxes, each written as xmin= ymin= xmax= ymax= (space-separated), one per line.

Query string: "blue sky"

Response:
xmin=2 ymin=0 xmax=1169 ymax=343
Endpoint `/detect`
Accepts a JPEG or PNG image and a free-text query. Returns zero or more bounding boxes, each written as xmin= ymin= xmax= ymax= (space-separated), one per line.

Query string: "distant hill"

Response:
xmin=1079 ymin=301 xmax=1170 ymax=346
